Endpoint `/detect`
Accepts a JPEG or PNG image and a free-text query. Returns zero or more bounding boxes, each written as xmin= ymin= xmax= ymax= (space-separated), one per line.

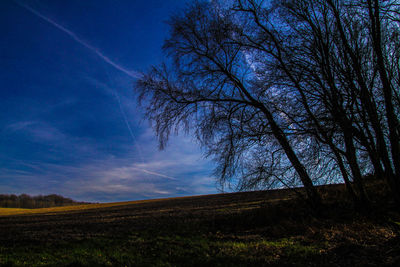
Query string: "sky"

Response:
xmin=0 ymin=0 xmax=217 ymax=202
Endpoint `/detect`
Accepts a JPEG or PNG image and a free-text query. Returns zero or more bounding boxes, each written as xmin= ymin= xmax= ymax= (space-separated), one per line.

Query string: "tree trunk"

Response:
xmin=367 ymin=0 xmax=400 ymax=197
xmin=330 ymin=144 xmax=359 ymax=204
xmin=342 ymin=130 xmax=370 ymax=207
xmin=259 ymin=104 xmax=322 ymax=208
xmin=329 ymin=0 xmax=400 ymax=200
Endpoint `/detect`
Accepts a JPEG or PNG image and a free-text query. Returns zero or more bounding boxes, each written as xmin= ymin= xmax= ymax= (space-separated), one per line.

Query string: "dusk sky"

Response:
xmin=0 ymin=0 xmax=217 ymax=202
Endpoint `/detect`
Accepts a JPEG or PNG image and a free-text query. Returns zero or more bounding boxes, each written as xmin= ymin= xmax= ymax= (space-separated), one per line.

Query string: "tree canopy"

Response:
xmin=135 ymin=0 xmax=400 ymax=209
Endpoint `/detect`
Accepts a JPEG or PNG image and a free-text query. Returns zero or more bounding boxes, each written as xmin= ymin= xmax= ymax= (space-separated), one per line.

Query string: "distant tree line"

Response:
xmin=0 ymin=194 xmax=85 ymax=209
xmin=135 ymin=0 xmax=400 ymax=209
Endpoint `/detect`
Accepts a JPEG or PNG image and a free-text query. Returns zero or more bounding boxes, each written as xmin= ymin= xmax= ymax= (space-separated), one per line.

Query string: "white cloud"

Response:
xmin=5 ymin=120 xmax=66 ymax=142
xmin=0 ymin=131 xmax=216 ymax=202
xmin=1 ymin=92 xmax=215 ymax=202
xmin=6 ymin=121 xmax=36 ymax=131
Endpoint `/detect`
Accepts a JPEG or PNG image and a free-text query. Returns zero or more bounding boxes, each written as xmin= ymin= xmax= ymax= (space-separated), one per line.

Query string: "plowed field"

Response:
xmin=1 ymin=186 xmax=399 ymax=266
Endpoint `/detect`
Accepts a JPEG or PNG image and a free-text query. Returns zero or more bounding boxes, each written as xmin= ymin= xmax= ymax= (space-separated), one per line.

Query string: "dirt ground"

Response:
xmin=1 ymin=185 xmax=399 ymax=266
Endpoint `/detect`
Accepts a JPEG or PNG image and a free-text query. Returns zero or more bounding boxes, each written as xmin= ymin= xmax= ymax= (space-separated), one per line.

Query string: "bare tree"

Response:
xmin=365 ymin=0 xmax=400 ymax=195
xmin=135 ymin=1 xmax=322 ymax=207
xmin=135 ymin=0 xmax=400 ymax=209
xmin=231 ymin=0 xmax=400 ymax=204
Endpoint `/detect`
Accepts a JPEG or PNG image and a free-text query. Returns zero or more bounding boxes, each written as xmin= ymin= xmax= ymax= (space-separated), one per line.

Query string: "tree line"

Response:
xmin=0 ymin=194 xmax=84 ymax=209
xmin=135 ymin=0 xmax=400 ymax=209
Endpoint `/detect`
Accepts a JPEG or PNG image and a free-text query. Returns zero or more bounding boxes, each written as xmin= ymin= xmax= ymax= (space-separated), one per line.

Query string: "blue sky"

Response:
xmin=0 ymin=0 xmax=217 ymax=202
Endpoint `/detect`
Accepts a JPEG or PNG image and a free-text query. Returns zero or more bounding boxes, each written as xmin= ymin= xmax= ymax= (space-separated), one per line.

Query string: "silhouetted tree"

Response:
xmin=136 ymin=1 xmax=323 ymax=207
xmin=135 ymin=0 xmax=400 ymax=208
xmin=0 ymin=194 xmax=83 ymax=209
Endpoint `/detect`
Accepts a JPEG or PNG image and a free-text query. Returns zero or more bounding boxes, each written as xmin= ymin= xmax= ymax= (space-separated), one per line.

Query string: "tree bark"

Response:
xmin=367 ymin=0 xmax=400 ymax=196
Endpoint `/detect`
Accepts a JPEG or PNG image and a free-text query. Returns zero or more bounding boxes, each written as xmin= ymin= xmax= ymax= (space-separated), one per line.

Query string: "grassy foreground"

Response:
xmin=0 ymin=184 xmax=399 ymax=266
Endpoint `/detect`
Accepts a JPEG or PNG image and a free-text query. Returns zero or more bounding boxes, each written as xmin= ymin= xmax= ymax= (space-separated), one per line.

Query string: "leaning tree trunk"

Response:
xmin=259 ymin=104 xmax=322 ymax=208
xmin=367 ymin=0 xmax=400 ymax=198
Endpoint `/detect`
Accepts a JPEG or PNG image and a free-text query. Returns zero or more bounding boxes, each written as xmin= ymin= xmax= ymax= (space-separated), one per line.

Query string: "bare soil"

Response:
xmin=0 ymin=184 xmax=399 ymax=266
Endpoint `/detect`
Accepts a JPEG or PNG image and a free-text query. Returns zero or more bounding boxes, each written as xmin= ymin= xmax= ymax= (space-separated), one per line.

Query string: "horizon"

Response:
xmin=0 ymin=0 xmax=218 ymax=203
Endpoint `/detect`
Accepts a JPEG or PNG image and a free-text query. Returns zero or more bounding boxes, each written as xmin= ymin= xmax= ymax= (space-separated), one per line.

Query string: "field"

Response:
xmin=1 ymin=185 xmax=400 ymax=266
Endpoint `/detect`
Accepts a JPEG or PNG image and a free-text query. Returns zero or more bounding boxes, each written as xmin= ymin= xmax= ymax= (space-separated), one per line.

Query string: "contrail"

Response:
xmin=103 ymin=68 xmax=178 ymax=181
xmin=16 ymin=0 xmax=142 ymax=151
xmin=103 ymin=62 xmax=146 ymax=166
xmin=131 ymin=167 xmax=177 ymax=180
xmin=15 ymin=1 xmax=141 ymax=79
xmin=15 ymin=1 xmax=177 ymax=181
xmin=104 ymin=65 xmax=140 ymax=147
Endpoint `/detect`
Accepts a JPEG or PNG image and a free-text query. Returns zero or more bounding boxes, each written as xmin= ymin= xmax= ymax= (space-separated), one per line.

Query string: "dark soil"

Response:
xmin=0 ymin=183 xmax=399 ymax=266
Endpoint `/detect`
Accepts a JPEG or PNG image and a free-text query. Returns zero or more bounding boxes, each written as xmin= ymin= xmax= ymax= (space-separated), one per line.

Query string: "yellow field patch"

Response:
xmin=0 ymin=208 xmax=31 ymax=216
xmin=0 ymin=194 xmax=210 ymax=216
xmin=0 ymin=191 xmax=287 ymax=216
xmin=0 ymin=198 xmax=169 ymax=216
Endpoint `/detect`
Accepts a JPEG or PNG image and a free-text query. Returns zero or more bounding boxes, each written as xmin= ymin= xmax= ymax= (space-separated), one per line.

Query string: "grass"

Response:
xmin=0 ymin=183 xmax=399 ymax=266
xmin=0 ymin=234 xmax=323 ymax=266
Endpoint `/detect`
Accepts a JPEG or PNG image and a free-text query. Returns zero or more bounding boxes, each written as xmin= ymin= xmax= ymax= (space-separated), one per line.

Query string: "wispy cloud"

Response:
xmin=4 ymin=118 xmax=178 ymax=181
xmin=13 ymin=1 xmax=158 ymax=180
xmin=84 ymin=74 xmax=148 ymax=170
xmin=6 ymin=121 xmax=36 ymax=131
xmin=0 ymin=133 xmax=216 ymax=202
xmin=14 ymin=0 xmax=141 ymax=79
xmin=130 ymin=167 xmax=177 ymax=180
xmin=6 ymin=121 xmax=66 ymax=142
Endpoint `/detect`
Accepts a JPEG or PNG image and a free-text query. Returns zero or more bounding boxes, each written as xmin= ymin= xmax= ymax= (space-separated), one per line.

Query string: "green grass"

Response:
xmin=0 ymin=234 xmax=323 ymax=266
